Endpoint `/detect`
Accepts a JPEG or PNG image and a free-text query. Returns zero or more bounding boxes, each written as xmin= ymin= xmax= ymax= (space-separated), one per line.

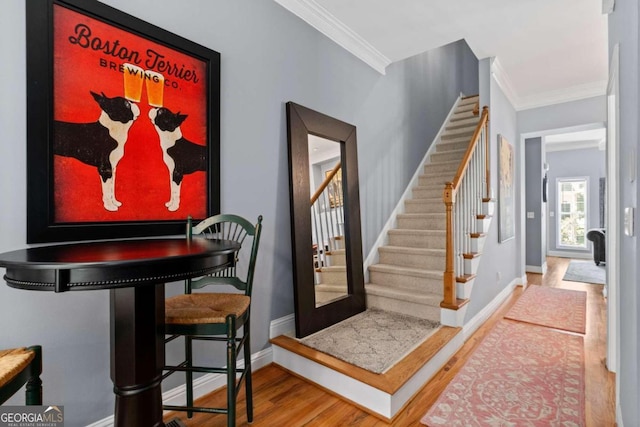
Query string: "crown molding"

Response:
xmin=516 ymin=80 xmax=608 ymax=111
xmin=491 ymin=56 xmax=607 ymax=111
xmin=490 ymin=57 xmax=519 ymax=108
xmin=545 ymin=139 xmax=604 ymax=152
xmin=273 ymin=0 xmax=391 ymax=75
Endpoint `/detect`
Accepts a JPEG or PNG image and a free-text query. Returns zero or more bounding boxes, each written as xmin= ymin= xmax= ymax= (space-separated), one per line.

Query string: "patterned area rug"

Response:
xmin=563 ymin=260 xmax=606 ymax=285
xmin=300 ymin=308 xmax=440 ymax=374
xmin=504 ymin=285 xmax=587 ymax=334
xmin=421 ymin=320 xmax=585 ymax=426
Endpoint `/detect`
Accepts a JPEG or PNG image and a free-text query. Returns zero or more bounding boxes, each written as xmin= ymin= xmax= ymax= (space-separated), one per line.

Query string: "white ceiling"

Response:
xmin=275 ymin=0 xmax=609 ymax=110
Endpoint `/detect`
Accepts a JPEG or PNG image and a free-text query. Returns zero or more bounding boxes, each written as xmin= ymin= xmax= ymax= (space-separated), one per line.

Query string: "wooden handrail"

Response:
xmin=449 ymin=106 xmax=489 ymax=194
xmin=310 ymin=161 xmax=341 ymax=205
xmin=441 ymin=105 xmax=489 ymax=310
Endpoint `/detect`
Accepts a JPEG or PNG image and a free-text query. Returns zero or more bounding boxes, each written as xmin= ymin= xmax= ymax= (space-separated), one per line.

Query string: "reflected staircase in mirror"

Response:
xmin=365 ymin=94 xmax=492 ymax=327
xmin=310 ymin=161 xmax=349 ymax=305
xmin=272 ymin=94 xmax=493 ymax=421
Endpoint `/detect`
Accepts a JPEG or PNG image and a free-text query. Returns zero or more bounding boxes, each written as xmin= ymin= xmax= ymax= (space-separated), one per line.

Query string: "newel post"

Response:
xmin=442 ymin=182 xmax=456 ymax=308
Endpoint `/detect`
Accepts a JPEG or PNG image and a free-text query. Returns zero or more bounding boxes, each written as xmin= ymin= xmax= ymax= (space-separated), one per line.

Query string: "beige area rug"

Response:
xmin=299 ymin=308 xmax=440 ymax=374
xmin=504 ymin=285 xmax=587 ymax=334
xmin=422 ymin=320 xmax=585 ymax=426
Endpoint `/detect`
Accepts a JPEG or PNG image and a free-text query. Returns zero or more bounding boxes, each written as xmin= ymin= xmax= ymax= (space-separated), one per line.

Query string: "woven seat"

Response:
xmin=166 ymin=294 xmax=250 ymax=325
xmin=163 ymin=214 xmax=263 ymax=427
xmin=0 ymin=346 xmax=42 ymax=405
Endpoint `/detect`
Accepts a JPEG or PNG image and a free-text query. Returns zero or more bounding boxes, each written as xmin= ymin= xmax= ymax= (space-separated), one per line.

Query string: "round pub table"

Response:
xmin=0 ymin=237 xmax=240 ymax=427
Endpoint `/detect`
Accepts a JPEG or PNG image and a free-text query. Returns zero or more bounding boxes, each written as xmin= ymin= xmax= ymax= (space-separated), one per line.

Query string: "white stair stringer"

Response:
xmin=364 ymin=94 xmax=486 ymax=325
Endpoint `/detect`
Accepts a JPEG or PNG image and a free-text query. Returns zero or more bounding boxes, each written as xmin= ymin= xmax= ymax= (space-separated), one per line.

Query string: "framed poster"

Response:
xmin=498 ymin=135 xmax=515 ymax=242
xmin=26 ymin=0 xmax=220 ymax=243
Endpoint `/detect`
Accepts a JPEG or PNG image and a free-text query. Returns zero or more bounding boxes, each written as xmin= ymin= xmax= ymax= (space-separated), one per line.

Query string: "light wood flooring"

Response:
xmin=165 ymin=257 xmax=616 ymax=426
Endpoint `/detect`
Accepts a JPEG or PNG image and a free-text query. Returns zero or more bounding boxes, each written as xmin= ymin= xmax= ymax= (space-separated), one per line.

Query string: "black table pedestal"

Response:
xmin=110 ymin=285 xmax=166 ymax=427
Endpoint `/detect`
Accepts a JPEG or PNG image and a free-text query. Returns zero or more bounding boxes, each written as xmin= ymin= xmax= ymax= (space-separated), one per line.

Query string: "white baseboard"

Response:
xmin=462 ymin=276 xmax=521 ymax=340
xmin=269 ymin=313 xmax=295 ymax=338
xmin=617 ymin=403 xmax=624 ymax=427
xmin=86 ymin=348 xmax=273 ymax=427
xmin=547 ymin=250 xmax=591 ymax=260
xmin=525 ymin=262 xmax=547 ymax=274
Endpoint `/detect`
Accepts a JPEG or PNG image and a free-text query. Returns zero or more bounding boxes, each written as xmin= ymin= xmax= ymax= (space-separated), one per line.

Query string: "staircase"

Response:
xmin=366 ymin=95 xmax=491 ymax=324
xmin=314 ymin=236 xmax=348 ymax=305
xmin=272 ymin=94 xmax=492 ymax=421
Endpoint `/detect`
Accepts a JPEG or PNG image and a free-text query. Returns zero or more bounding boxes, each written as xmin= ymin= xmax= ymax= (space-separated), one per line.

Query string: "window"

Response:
xmin=557 ymin=178 xmax=588 ymax=248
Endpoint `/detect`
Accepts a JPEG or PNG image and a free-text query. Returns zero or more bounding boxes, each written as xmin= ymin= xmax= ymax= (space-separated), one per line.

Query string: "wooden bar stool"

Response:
xmin=163 ymin=214 xmax=263 ymax=426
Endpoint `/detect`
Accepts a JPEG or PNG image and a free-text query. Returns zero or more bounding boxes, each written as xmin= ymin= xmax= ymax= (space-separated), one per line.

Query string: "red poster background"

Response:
xmin=53 ymin=4 xmax=208 ymax=223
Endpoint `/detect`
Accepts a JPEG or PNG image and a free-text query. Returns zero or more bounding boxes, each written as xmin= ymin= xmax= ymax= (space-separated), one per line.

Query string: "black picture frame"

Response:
xmin=26 ymin=0 xmax=220 ymax=243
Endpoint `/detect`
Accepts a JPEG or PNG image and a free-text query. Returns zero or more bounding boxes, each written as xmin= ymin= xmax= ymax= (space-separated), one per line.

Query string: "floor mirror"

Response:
xmin=286 ymin=102 xmax=365 ymax=338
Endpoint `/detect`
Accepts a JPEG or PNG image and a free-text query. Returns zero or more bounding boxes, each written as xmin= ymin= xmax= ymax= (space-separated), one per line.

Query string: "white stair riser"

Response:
xmin=464 ymin=257 xmax=481 ymax=276
xmin=369 ymin=270 xmax=442 ymax=294
xmin=456 ymin=277 xmax=475 ymax=300
xmin=404 ymin=200 xmax=445 ymax=214
xmin=483 ymin=201 xmax=495 ymax=216
xmin=367 ymin=294 xmax=441 ymax=321
xmin=379 ymin=250 xmax=445 ymax=271
xmin=440 ymin=305 xmax=468 ymax=327
xmin=331 ymin=237 xmax=345 ymax=250
xmin=387 ymin=232 xmax=446 ymax=249
xmin=471 ymin=235 xmax=487 ymax=253
xmin=397 ymin=216 xmax=445 ymax=230
xmin=477 ymin=217 xmax=491 ymax=233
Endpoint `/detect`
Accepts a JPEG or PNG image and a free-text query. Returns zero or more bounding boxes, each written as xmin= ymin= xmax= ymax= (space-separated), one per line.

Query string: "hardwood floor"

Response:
xmin=165 ymin=257 xmax=616 ymax=426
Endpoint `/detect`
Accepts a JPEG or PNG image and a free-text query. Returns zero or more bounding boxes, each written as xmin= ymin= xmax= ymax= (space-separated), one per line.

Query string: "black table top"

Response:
xmin=0 ymin=237 xmax=240 ymax=292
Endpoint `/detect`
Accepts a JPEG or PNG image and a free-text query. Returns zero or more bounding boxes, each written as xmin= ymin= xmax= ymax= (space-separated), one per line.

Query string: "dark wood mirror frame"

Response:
xmin=286 ymin=102 xmax=365 ymax=338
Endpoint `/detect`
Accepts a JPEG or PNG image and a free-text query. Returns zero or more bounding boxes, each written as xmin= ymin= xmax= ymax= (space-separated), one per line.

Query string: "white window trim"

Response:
xmin=556 ymin=176 xmax=589 ymax=250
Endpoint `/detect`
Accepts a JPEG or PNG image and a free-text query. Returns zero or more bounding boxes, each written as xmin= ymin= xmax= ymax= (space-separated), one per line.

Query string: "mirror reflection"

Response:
xmin=308 ymin=135 xmax=348 ymax=306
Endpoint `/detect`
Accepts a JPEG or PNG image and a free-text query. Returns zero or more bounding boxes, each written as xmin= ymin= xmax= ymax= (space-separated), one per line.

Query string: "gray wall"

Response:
xmin=466 ymin=58 xmax=521 ymax=321
xmin=0 ymin=0 xmax=478 ymax=424
xmin=518 ymin=96 xmax=606 ymax=135
xmin=546 ymin=147 xmax=605 ymax=254
xmin=608 ymin=0 xmax=640 ymax=424
xmin=525 ymin=137 xmax=544 ymax=267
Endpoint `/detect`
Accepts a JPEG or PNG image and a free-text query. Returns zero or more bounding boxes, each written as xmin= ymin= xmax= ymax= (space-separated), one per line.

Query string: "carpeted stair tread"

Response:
xmin=379 ymin=246 xmax=445 ymax=257
xmin=450 ymin=111 xmax=476 ymax=122
xmin=430 ymin=150 xmax=466 ymax=164
xmin=441 ymin=128 xmax=475 ymax=140
xmin=446 ymin=117 xmax=480 ymax=130
xmin=418 ymin=173 xmax=455 ymax=184
xmin=405 ymin=198 xmax=445 ymax=213
xmin=318 ymin=265 xmax=346 ymax=272
xmin=412 ymin=185 xmax=446 ymax=199
xmin=369 ymin=263 xmax=443 ymax=279
xmin=365 ymin=283 xmax=443 ymax=305
xmin=435 ymin=138 xmax=472 ymax=151
xmin=387 ymin=229 xmax=446 ymax=249
xmin=315 ymin=283 xmax=348 ymax=292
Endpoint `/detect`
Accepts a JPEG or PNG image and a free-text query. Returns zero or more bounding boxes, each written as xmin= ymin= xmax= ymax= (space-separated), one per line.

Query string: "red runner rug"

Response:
xmin=504 ymin=285 xmax=586 ymax=334
xmin=421 ymin=320 xmax=585 ymax=426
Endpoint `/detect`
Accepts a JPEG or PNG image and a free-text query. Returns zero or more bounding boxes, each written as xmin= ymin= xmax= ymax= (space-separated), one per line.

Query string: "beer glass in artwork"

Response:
xmin=145 ymin=70 xmax=165 ymax=107
xmin=123 ymin=63 xmax=144 ymax=102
